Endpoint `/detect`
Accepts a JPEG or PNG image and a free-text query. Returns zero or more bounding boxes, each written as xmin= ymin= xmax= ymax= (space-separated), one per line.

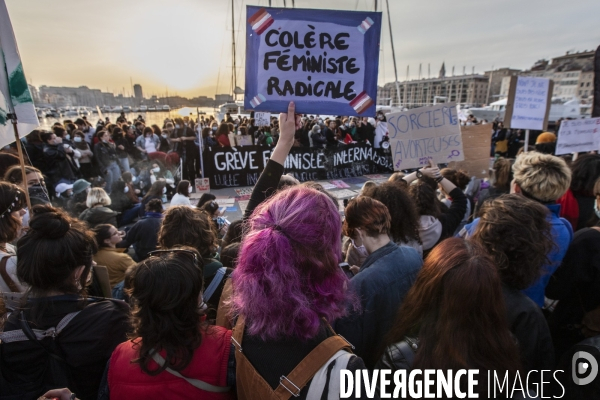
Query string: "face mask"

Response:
xmin=152 ymin=167 xmax=160 ymax=173
xmin=188 ymin=186 xmax=193 ymax=193
xmin=378 ymin=115 xmax=384 ymax=121
xmin=345 ymin=123 xmax=349 ymax=127
xmin=65 ymin=134 xmax=71 ymax=140
xmin=212 ymin=126 xmax=217 ymax=131
xmin=161 ymin=134 xmax=168 ymax=138
xmin=175 ymin=124 xmax=181 ymax=129
xmin=316 ymin=129 xmax=321 ymax=134
xmin=73 ymin=137 xmax=82 ymax=143
xmin=131 ymin=176 xmax=137 ymax=183
xmin=351 ymin=238 xmax=369 ymax=258
xmin=102 ymin=139 xmax=108 ymax=143
xmin=124 ymin=186 xmax=129 ymax=194
xmin=594 ymin=199 xmax=600 ymax=219
xmin=162 ymin=187 xmax=167 ymax=194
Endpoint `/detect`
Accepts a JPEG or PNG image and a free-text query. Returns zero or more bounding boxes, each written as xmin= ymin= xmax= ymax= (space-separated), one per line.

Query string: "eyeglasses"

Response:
xmin=147 ymin=249 xmax=199 ymax=267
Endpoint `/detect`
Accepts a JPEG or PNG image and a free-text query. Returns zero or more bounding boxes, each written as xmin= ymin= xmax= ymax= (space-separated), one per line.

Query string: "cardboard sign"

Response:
xmin=255 ymin=112 xmax=271 ymax=127
xmin=195 ymin=178 xmax=210 ymax=193
xmin=448 ymin=124 xmax=493 ymax=179
xmin=245 ymin=6 xmax=381 ymax=116
xmin=387 ymin=103 xmax=464 ymax=170
xmin=555 ymin=118 xmax=600 ymax=155
xmin=504 ymin=76 xmax=553 ymax=131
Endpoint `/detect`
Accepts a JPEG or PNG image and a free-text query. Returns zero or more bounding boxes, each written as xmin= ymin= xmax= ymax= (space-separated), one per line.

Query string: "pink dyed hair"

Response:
xmin=231 ymin=186 xmax=350 ymax=341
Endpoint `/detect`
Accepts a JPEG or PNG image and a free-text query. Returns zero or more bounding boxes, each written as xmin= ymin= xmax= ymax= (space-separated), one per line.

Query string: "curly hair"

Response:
xmin=0 ymin=182 xmax=26 ymax=243
xmin=470 ymin=194 xmax=553 ymax=290
xmin=158 ymin=206 xmax=217 ymax=258
xmin=362 ymin=182 xmax=422 ymax=245
xmin=408 ymin=180 xmax=440 ymax=218
xmin=128 ymin=248 xmax=206 ymax=376
xmin=440 ymin=168 xmax=470 ymax=190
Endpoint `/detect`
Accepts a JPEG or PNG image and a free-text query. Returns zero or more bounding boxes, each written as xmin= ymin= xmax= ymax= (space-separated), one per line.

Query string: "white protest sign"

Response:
xmin=508 ymin=77 xmax=551 ymax=130
xmin=195 ymin=178 xmax=210 ymax=193
xmin=555 ymin=118 xmax=600 ymax=155
xmin=254 ymin=112 xmax=271 ymax=127
xmin=387 ymin=103 xmax=464 ymax=170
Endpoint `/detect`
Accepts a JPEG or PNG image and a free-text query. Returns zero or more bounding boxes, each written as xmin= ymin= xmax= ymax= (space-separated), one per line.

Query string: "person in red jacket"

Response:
xmin=106 ymin=248 xmax=234 ymax=400
xmin=215 ymin=123 xmax=231 ymax=147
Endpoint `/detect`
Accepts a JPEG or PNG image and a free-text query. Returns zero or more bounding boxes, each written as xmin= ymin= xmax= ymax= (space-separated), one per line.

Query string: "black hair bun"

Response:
xmin=29 ymin=204 xmax=70 ymax=238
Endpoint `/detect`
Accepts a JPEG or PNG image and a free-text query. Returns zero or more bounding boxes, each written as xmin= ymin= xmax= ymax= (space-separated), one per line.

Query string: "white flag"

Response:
xmin=0 ymin=0 xmax=39 ymax=148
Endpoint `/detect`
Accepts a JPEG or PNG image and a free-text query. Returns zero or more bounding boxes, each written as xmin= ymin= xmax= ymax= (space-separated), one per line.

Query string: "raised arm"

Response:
xmin=243 ymin=102 xmax=299 ymax=220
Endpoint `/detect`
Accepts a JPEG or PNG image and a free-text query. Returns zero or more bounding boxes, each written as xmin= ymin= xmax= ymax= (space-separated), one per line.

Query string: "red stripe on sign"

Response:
xmin=356 ymin=98 xmax=374 ymax=114
xmin=255 ymin=17 xmax=274 ymax=35
xmin=248 ymin=8 xmax=268 ymax=25
xmin=349 ymin=91 xmax=368 ymax=107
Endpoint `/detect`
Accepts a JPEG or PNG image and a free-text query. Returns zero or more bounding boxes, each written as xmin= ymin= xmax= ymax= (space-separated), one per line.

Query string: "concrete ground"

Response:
xmin=187 ymin=173 xmax=393 ymax=222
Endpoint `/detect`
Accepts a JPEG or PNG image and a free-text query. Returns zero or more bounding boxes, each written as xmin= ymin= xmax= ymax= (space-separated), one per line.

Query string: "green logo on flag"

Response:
xmin=0 ymin=106 xmax=6 ymax=126
xmin=9 ymin=63 xmax=32 ymax=104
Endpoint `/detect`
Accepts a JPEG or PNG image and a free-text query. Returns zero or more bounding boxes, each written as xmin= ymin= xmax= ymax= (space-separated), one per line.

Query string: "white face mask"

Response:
xmin=73 ymin=137 xmax=82 ymax=143
xmin=188 ymin=186 xmax=193 ymax=193
xmin=124 ymin=186 xmax=129 ymax=194
xmin=131 ymin=176 xmax=137 ymax=183
xmin=175 ymin=124 xmax=181 ymax=129
xmin=594 ymin=199 xmax=600 ymax=219
xmin=161 ymin=134 xmax=168 ymax=138
xmin=212 ymin=126 xmax=217 ymax=131
xmin=152 ymin=167 xmax=160 ymax=173
xmin=351 ymin=238 xmax=369 ymax=258
xmin=162 ymin=187 xmax=167 ymax=194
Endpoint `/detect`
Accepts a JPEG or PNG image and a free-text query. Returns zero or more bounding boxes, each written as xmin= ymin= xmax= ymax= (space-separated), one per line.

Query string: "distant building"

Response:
xmin=483 ymin=68 xmax=521 ymax=104
xmin=133 ymin=84 xmax=143 ymax=99
xmin=379 ymin=64 xmax=489 ymax=108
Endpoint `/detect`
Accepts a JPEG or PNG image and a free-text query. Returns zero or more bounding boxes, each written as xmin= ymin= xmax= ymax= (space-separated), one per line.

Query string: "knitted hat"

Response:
xmin=536 ymin=132 xmax=557 ymax=144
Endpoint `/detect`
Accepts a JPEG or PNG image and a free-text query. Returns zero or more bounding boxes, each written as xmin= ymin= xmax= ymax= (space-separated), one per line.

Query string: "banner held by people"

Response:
xmin=203 ymin=143 xmax=393 ymax=189
xmin=244 ymin=6 xmax=382 ymax=116
xmin=387 ymin=103 xmax=464 ymax=170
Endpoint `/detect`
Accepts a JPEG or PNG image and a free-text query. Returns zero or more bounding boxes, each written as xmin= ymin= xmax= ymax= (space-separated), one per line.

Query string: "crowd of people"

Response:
xmin=0 ymin=101 xmax=599 ymax=399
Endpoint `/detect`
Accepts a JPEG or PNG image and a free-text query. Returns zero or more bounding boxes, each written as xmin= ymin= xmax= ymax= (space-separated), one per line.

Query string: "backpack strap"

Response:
xmin=150 ymin=351 xmax=231 ymax=393
xmin=231 ymin=315 xmax=353 ymax=399
xmin=0 ymin=256 xmax=19 ymax=292
xmin=204 ymin=267 xmax=226 ymax=303
xmin=0 ymin=310 xmax=81 ymax=344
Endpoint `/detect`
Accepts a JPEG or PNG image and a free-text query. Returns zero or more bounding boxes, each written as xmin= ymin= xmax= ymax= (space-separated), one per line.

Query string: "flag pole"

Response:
xmin=8 ymin=113 xmax=32 ymax=211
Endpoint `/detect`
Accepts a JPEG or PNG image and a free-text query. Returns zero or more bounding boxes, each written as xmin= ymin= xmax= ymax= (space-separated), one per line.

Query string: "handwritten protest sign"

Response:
xmin=254 ymin=112 xmax=271 ymax=127
xmin=504 ymin=76 xmax=553 ymax=131
xmin=555 ymin=118 xmax=600 ymax=155
xmin=387 ymin=103 xmax=464 ymax=170
xmin=245 ymin=6 xmax=381 ymax=116
xmin=195 ymin=178 xmax=210 ymax=193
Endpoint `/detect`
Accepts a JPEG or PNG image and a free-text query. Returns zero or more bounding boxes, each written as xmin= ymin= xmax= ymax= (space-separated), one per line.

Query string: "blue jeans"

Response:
xmin=118 ymin=157 xmax=130 ymax=173
xmin=104 ymin=161 xmax=121 ymax=194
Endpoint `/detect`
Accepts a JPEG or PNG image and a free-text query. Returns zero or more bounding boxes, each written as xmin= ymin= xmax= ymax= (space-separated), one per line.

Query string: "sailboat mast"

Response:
xmin=385 ymin=0 xmax=401 ymax=107
xmin=231 ymin=0 xmax=237 ymax=98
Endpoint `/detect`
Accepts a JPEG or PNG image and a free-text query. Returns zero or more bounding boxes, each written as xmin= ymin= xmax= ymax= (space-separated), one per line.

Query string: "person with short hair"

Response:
xmin=334 ymin=196 xmax=422 ymax=369
xmin=40 ymin=131 xmax=79 ymax=191
xmin=469 ymin=194 xmax=556 ymax=372
xmin=122 ymin=199 xmax=163 ymax=261
xmin=0 ymin=205 xmax=130 ymax=399
xmin=92 ymin=224 xmax=136 ymax=288
xmin=79 ymin=188 xmax=118 ymax=228
xmin=170 ymin=180 xmax=192 ymax=207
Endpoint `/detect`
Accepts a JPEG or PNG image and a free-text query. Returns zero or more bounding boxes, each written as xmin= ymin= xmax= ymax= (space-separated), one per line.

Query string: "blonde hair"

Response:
xmin=86 ymin=187 xmax=111 ymax=208
xmin=512 ymin=152 xmax=571 ymax=202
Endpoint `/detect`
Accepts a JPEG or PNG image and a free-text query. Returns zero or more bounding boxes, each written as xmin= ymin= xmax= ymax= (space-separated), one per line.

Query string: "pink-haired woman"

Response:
xmin=228 ymin=101 xmax=369 ymax=400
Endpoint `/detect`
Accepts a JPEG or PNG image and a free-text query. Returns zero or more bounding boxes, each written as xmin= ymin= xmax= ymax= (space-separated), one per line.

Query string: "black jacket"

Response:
xmin=503 ymin=284 xmax=555 ymax=371
xmin=42 ymin=143 xmax=79 ymax=184
xmin=122 ymin=212 xmax=163 ymax=260
xmin=93 ymin=141 xmax=118 ymax=172
xmin=0 ymin=295 xmax=130 ymax=400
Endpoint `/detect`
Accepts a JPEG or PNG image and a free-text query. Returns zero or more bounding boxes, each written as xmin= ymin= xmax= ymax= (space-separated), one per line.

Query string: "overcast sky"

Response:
xmin=6 ymin=0 xmax=600 ymax=98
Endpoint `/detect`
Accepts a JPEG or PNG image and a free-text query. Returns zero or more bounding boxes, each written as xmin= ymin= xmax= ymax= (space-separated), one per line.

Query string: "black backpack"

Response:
xmin=0 ymin=311 xmax=81 ymax=399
